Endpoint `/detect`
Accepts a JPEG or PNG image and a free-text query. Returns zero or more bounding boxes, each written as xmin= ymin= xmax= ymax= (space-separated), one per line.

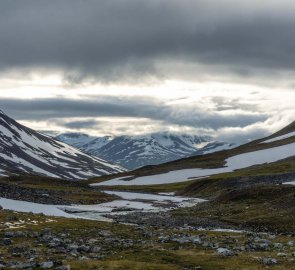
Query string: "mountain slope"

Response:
xmin=0 ymin=110 xmax=125 ymax=180
xmin=90 ymin=121 xmax=295 ymax=186
xmin=89 ymin=133 xmax=209 ymax=170
xmin=56 ymin=132 xmax=234 ymax=170
xmin=55 ymin=133 xmax=96 ymax=148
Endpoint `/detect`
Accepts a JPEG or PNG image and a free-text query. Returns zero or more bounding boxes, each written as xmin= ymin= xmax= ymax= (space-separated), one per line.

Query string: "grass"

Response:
xmin=173 ymin=184 xmax=295 ymax=232
xmin=1 ymin=208 xmax=295 ymax=269
xmin=0 ymin=211 xmax=293 ymax=270
xmin=178 ymin=158 xmax=295 ymax=198
xmin=0 ymin=175 xmax=116 ymax=204
xmin=92 ymin=179 xmax=197 ymax=194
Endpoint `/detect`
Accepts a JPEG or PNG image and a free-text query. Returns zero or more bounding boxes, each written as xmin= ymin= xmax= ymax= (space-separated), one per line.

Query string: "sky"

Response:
xmin=0 ymin=0 xmax=294 ymax=143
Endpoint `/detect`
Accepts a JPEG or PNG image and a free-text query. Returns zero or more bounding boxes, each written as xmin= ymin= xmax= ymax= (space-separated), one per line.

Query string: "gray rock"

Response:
xmin=55 ymin=266 xmax=71 ymax=270
xmin=78 ymin=256 xmax=89 ymax=261
xmin=87 ymin=238 xmax=98 ymax=244
xmin=191 ymin=236 xmax=202 ymax=244
xmin=67 ymin=244 xmax=78 ymax=252
xmin=77 ymin=245 xmax=90 ymax=253
xmin=4 ymin=231 xmax=15 ymax=238
xmin=216 ymin=248 xmax=236 ymax=256
xmin=261 ymin=257 xmax=277 ymax=265
xmin=40 ymin=261 xmax=54 ymax=268
xmin=99 ymin=230 xmax=111 ymax=237
xmin=91 ymin=246 xmax=102 ymax=253
xmin=3 ymin=238 xmax=12 ymax=245
xmin=287 ymin=241 xmax=294 ymax=247
xmin=277 ymin=253 xmax=288 ymax=257
xmin=273 ymin=243 xmax=284 ymax=249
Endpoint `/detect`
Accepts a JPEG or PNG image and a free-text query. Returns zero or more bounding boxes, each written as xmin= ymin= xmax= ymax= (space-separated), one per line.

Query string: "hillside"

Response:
xmin=0 ymin=110 xmax=125 ymax=180
xmin=90 ymin=121 xmax=295 ymax=186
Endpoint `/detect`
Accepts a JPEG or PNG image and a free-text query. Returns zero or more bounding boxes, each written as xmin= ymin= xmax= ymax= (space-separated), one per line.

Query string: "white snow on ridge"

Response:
xmin=0 ymin=152 xmax=59 ymax=178
xmin=0 ymin=169 xmax=7 ymax=177
xmin=92 ymin=142 xmax=295 ymax=186
xmin=262 ymin=131 xmax=295 ymax=144
xmin=0 ymin=111 xmax=125 ymax=179
xmin=202 ymin=143 xmax=235 ymax=154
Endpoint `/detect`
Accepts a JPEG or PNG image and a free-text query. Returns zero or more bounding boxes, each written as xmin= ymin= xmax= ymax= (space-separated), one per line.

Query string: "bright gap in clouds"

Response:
xmin=0 ymin=74 xmax=294 ymax=144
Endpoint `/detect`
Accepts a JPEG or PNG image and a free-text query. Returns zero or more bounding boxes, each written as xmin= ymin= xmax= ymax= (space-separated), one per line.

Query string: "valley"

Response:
xmin=0 ymin=112 xmax=295 ymax=269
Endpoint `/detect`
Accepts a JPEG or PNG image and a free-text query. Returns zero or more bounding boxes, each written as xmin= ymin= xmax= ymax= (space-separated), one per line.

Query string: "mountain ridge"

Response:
xmin=56 ymin=132 xmax=235 ymax=169
xmin=89 ymin=121 xmax=295 ymax=186
xmin=0 ymin=110 xmax=125 ymax=179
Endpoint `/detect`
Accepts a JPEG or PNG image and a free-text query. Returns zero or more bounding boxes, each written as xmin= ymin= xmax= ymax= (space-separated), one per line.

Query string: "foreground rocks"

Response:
xmin=106 ymin=211 xmax=241 ymax=231
xmin=0 ymin=182 xmax=72 ymax=205
xmin=0 ymin=221 xmax=295 ymax=269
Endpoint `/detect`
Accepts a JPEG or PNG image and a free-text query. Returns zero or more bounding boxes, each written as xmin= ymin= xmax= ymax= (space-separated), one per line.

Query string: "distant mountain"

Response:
xmin=55 ymin=133 xmax=96 ymax=149
xmin=56 ymin=132 xmax=113 ymax=155
xmin=91 ymin=121 xmax=295 ymax=187
xmin=56 ymin=132 xmax=235 ymax=170
xmin=0 ymin=110 xmax=125 ymax=179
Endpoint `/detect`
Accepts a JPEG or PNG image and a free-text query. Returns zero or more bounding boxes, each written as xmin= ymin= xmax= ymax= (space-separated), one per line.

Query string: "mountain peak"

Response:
xmin=0 ymin=111 xmax=125 ymax=179
xmin=56 ymin=132 xmax=233 ymax=170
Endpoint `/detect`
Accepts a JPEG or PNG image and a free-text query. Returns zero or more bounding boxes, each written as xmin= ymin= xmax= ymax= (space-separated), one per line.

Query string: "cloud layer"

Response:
xmin=0 ymin=1 xmax=294 ymax=142
xmin=1 ymin=0 xmax=295 ymax=83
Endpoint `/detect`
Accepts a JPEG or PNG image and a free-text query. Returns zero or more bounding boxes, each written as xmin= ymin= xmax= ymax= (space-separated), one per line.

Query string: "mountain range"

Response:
xmin=56 ymin=132 xmax=236 ymax=169
xmin=91 ymin=121 xmax=295 ymax=186
xmin=0 ymin=110 xmax=124 ymax=180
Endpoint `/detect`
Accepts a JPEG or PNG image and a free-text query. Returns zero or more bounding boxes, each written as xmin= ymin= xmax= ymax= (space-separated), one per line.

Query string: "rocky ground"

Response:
xmin=1 ymin=175 xmax=295 ymax=269
xmin=106 ymin=211 xmax=240 ymax=231
xmin=0 ymin=182 xmax=72 ymax=205
xmin=0 ymin=207 xmax=295 ymax=270
xmin=0 ymin=175 xmax=115 ymax=205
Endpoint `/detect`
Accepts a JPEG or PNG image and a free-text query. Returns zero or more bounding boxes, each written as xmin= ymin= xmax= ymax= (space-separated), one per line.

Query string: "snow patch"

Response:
xmin=261 ymin=131 xmax=295 ymax=144
xmin=92 ymin=142 xmax=295 ymax=186
xmin=0 ymin=191 xmax=205 ymax=221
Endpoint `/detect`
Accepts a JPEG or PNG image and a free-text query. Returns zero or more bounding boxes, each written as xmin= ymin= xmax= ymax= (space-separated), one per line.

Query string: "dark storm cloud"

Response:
xmin=0 ymin=97 xmax=268 ymax=130
xmin=1 ymin=0 xmax=295 ymax=82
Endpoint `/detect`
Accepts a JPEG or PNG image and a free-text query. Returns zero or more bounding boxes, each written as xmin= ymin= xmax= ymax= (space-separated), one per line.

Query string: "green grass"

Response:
xmin=92 ymin=179 xmax=197 ymax=194
xmin=1 ymin=209 xmax=295 ymax=270
xmin=0 ymin=175 xmax=116 ymax=204
xmin=174 ymin=184 xmax=295 ymax=232
xmin=178 ymin=158 xmax=295 ymax=198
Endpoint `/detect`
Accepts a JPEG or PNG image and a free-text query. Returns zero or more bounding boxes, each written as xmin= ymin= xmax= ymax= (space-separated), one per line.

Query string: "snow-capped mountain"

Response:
xmin=55 ymin=133 xmax=96 ymax=149
xmin=92 ymin=121 xmax=295 ymax=186
xmin=0 ymin=110 xmax=125 ymax=180
xmin=78 ymin=136 xmax=113 ymax=152
xmin=56 ymin=132 xmax=235 ymax=170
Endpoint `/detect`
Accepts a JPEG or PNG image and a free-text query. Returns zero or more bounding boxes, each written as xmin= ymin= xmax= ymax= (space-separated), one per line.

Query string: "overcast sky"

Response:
xmin=0 ymin=0 xmax=294 ymax=143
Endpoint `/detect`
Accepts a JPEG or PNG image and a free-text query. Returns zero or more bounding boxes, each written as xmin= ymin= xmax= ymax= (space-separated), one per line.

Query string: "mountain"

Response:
xmin=91 ymin=121 xmax=295 ymax=186
xmin=55 ymin=133 xmax=115 ymax=155
xmin=0 ymin=110 xmax=125 ymax=180
xmin=55 ymin=133 xmax=96 ymax=148
xmin=85 ymin=133 xmax=209 ymax=170
xmin=56 ymin=132 xmax=234 ymax=170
